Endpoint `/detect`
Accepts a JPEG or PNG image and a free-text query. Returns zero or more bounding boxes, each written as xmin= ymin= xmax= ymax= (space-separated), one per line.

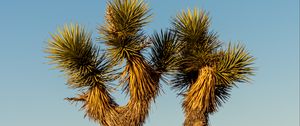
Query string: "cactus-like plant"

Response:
xmin=46 ymin=1 xmax=254 ymax=126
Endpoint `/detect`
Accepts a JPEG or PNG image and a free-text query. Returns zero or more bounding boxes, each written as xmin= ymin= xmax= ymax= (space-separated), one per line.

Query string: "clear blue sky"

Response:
xmin=0 ymin=0 xmax=299 ymax=126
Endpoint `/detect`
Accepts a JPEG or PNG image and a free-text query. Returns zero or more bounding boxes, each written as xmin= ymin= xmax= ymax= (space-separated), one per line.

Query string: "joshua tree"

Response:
xmin=46 ymin=0 xmax=254 ymax=126
xmin=171 ymin=9 xmax=255 ymax=126
xmin=46 ymin=0 xmax=179 ymax=126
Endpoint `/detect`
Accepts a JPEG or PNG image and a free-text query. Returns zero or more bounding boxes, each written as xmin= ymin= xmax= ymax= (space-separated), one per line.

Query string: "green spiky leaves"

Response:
xmin=46 ymin=24 xmax=113 ymax=89
xmin=172 ymin=9 xmax=209 ymax=40
xmin=100 ymin=0 xmax=151 ymax=63
xmin=149 ymin=30 xmax=181 ymax=74
xmin=104 ymin=0 xmax=151 ymax=35
xmin=215 ymin=43 xmax=255 ymax=86
xmin=172 ymin=9 xmax=221 ymax=73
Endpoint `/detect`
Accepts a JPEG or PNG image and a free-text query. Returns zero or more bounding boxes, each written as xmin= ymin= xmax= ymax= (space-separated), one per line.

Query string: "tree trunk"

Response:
xmin=182 ymin=66 xmax=215 ymax=126
xmin=94 ymin=56 xmax=160 ymax=126
xmin=184 ymin=112 xmax=208 ymax=126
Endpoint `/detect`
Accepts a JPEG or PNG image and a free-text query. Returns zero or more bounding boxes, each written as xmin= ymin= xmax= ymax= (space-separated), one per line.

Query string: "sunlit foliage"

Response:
xmin=172 ymin=9 xmax=255 ymax=126
xmin=46 ymin=1 xmax=254 ymax=126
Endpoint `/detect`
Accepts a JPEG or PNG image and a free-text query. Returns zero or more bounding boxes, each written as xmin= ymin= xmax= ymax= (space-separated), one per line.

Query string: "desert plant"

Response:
xmin=46 ymin=0 xmax=179 ymax=126
xmin=46 ymin=1 xmax=254 ymax=126
xmin=171 ymin=9 xmax=255 ymax=126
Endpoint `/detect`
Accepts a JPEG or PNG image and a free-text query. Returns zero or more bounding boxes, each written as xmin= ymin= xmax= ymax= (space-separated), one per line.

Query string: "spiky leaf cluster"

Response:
xmin=149 ymin=30 xmax=182 ymax=74
xmin=100 ymin=0 xmax=151 ymax=63
xmin=214 ymin=43 xmax=255 ymax=86
xmin=46 ymin=24 xmax=114 ymax=89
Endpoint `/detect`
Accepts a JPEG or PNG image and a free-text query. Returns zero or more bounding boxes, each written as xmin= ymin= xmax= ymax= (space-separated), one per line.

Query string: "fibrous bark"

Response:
xmin=183 ymin=66 xmax=215 ymax=126
xmin=69 ymin=56 xmax=160 ymax=126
